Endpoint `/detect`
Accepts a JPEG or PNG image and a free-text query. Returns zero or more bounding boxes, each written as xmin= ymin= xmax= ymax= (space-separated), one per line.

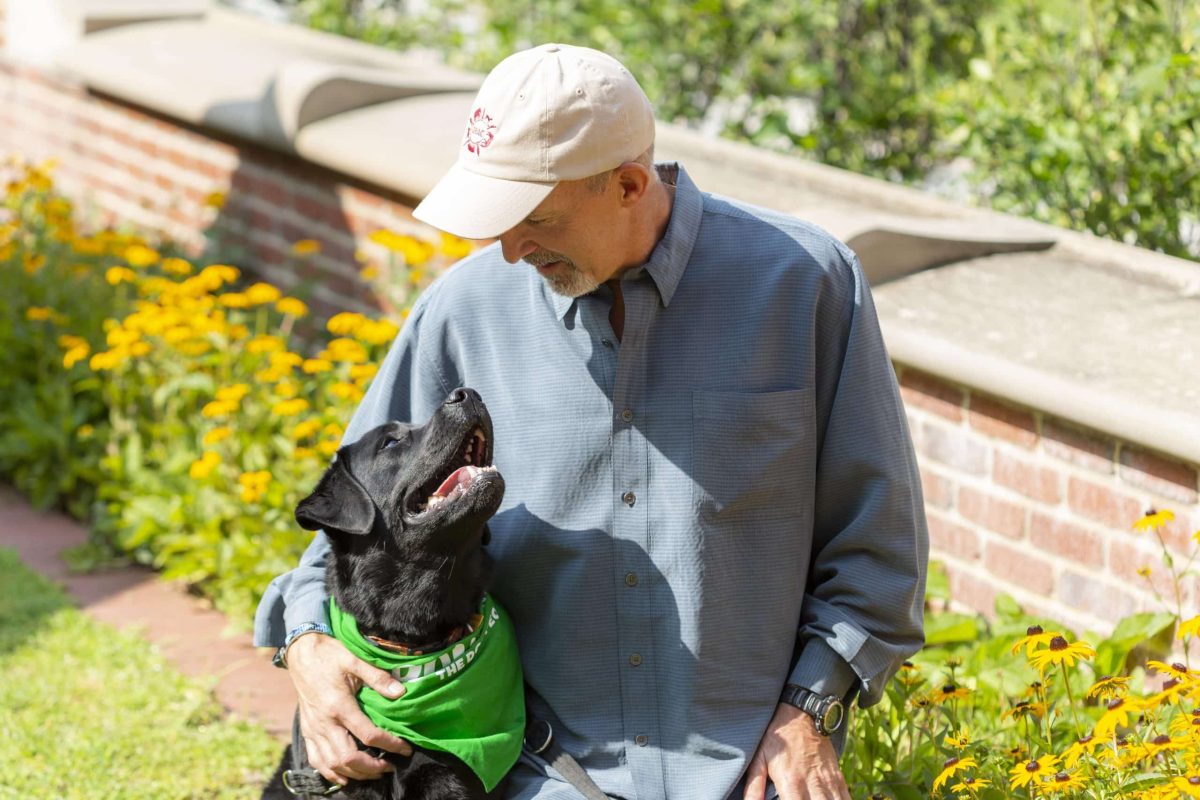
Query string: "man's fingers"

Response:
xmin=342 ymin=706 xmax=412 ymax=757
xmin=743 ymin=753 xmax=768 ymax=800
xmin=353 ymin=661 xmax=406 ymax=700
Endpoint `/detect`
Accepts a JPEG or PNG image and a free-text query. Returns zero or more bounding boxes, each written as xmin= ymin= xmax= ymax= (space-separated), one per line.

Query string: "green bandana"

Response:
xmin=329 ymin=594 xmax=525 ymax=792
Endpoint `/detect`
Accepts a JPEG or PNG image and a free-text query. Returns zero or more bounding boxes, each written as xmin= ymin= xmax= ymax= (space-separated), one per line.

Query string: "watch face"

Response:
xmin=821 ymin=700 xmax=844 ymax=734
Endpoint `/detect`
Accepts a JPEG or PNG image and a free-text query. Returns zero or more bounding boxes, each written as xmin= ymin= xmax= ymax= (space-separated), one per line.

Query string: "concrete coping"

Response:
xmin=36 ymin=7 xmax=1200 ymax=466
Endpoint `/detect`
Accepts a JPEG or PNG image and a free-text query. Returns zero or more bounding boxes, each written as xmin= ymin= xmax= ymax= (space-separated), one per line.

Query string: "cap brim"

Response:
xmin=413 ymin=162 xmax=556 ymax=240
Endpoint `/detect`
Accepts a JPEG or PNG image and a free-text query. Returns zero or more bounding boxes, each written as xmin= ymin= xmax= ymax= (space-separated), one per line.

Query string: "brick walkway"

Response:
xmin=0 ymin=484 xmax=295 ymax=740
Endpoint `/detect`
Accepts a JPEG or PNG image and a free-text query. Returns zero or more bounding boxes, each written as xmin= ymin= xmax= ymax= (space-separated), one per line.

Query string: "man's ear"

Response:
xmin=295 ymin=458 xmax=375 ymax=536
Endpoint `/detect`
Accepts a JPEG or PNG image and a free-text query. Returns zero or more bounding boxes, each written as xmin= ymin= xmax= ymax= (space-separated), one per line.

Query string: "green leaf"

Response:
xmin=924 ymin=612 xmax=983 ymax=645
xmin=1093 ymin=612 xmax=1177 ymax=676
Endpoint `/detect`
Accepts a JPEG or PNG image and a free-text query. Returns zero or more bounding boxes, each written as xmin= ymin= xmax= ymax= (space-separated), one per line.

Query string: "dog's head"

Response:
xmin=294 ymin=388 xmax=505 ymax=556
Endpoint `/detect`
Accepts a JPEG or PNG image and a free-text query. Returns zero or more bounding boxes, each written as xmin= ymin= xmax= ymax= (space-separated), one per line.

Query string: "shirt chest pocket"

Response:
xmin=692 ymin=388 xmax=815 ymax=520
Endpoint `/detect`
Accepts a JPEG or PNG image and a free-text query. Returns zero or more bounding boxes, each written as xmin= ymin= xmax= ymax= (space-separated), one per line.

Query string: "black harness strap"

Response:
xmin=523 ymin=716 xmax=611 ymax=800
xmin=283 ymin=709 xmax=342 ymax=797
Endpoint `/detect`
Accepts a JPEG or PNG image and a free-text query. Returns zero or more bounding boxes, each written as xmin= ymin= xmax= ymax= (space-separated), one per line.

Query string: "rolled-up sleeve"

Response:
xmin=788 ymin=248 xmax=928 ymax=707
xmin=252 ymin=296 xmax=454 ymax=648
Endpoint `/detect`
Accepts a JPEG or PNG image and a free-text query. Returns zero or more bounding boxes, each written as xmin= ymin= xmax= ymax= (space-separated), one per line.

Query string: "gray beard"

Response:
xmin=525 ymin=255 xmax=600 ymax=298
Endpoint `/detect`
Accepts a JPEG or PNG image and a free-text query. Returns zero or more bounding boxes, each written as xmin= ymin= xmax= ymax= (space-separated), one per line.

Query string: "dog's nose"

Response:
xmin=445 ymin=388 xmax=480 ymax=405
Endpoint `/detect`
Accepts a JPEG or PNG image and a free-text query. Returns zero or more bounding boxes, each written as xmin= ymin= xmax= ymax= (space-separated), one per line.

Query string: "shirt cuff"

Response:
xmin=273 ymin=622 xmax=334 ymax=668
xmin=788 ymin=638 xmax=859 ymax=699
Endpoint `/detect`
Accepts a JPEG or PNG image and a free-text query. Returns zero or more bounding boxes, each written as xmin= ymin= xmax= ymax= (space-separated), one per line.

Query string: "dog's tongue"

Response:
xmin=432 ymin=465 xmax=483 ymax=499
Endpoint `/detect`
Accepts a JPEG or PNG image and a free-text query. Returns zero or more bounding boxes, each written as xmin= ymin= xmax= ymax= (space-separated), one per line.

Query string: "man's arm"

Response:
xmin=747 ymin=245 xmax=928 ymax=800
xmin=253 ymin=295 xmax=456 ymax=784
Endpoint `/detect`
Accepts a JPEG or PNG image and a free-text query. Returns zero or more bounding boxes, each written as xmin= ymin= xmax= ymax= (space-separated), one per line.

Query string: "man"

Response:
xmin=254 ymin=43 xmax=928 ymax=800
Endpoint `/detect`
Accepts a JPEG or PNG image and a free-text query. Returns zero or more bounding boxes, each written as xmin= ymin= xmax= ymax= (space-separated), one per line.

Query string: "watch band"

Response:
xmin=779 ymin=684 xmax=845 ymax=737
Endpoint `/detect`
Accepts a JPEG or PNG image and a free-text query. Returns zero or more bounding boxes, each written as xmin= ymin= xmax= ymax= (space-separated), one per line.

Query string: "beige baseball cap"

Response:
xmin=412 ymin=43 xmax=657 ymax=240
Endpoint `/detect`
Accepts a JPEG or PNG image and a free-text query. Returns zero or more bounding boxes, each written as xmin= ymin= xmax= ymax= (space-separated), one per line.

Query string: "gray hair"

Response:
xmin=584 ymin=145 xmax=655 ymax=194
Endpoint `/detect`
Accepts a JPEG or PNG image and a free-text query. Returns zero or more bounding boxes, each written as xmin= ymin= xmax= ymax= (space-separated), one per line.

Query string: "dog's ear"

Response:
xmin=295 ymin=458 xmax=375 ymax=537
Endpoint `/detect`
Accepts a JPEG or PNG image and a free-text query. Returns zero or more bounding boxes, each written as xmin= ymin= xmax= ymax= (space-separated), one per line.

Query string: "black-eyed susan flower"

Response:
xmin=302 ymin=358 xmax=333 ymax=374
xmin=1040 ymin=770 xmax=1086 ymax=793
xmin=1009 ymin=754 xmax=1058 ymax=790
xmin=1003 ymin=700 xmax=1047 ymax=722
xmin=123 ymin=243 xmax=159 ymax=268
xmin=25 ymin=305 xmax=55 ymax=321
xmin=1143 ymin=733 xmax=1186 ymax=759
xmin=1173 ymin=774 xmax=1200 ymax=798
xmin=1062 ymin=734 xmax=1102 ymax=768
xmin=218 ymin=291 xmax=251 ymax=309
xmin=1011 ymin=625 xmax=1061 ymax=657
xmin=201 ymin=399 xmax=238 ymax=418
xmin=275 ymin=297 xmax=308 ymax=317
xmin=950 ymin=776 xmax=990 ymax=794
xmin=245 ymin=282 xmax=282 ymax=305
xmin=291 ymin=239 xmax=321 ymax=256
xmin=272 ymin=398 xmax=309 ymax=417
xmin=269 ymin=351 xmax=303 ymax=370
xmin=1134 ymin=508 xmax=1175 ymax=533
xmin=161 ymin=256 xmax=192 ymax=276
xmin=204 ymin=190 xmax=226 ymax=208
xmin=291 ymin=420 xmax=322 ymax=440
xmin=189 ymin=451 xmax=220 ymax=480
xmin=356 ymin=318 xmax=401 ymax=346
xmin=1029 ymin=636 xmax=1095 ymax=672
xmin=247 ymin=335 xmax=285 ymax=354
xmin=1178 ymin=615 xmax=1200 ymax=641
xmin=202 ymin=427 xmax=232 ymax=446
xmin=945 ymin=727 xmax=972 ymax=749
xmin=930 ymin=683 xmax=972 ymax=704
xmin=1087 ymin=675 xmax=1130 ymax=702
xmin=239 ymin=470 xmax=271 ymax=503
xmin=327 ymin=311 xmax=367 ymax=337
xmin=1095 ymin=697 xmax=1142 ymax=739
xmin=216 ymin=384 xmax=250 ymax=404
xmin=932 ymin=756 xmax=976 ymax=791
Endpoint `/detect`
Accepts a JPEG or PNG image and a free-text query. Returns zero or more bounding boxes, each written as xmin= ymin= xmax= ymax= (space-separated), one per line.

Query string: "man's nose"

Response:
xmin=498 ymin=228 xmax=537 ymax=264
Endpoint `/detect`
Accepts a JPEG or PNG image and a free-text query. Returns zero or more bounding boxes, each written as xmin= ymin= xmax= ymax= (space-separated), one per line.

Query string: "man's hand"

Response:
xmin=285 ymin=633 xmax=414 ymax=785
xmin=743 ymin=703 xmax=851 ymax=800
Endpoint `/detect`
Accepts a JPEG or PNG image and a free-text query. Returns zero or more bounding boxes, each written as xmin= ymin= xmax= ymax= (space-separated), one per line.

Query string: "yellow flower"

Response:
xmin=291 ymin=239 xmax=322 ymax=256
xmin=189 ymin=451 xmax=221 ymax=479
xmin=1178 ymin=615 xmax=1200 ymax=641
xmin=23 ymin=253 xmax=46 ymax=274
xmin=245 ymin=282 xmax=282 ymax=305
xmin=1134 ymin=508 xmax=1175 ymax=533
xmin=322 ymin=423 xmax=344 ymax=439
xmin=218 ymin=292 xmax=251 ymax=309
xmin=1143 ymin=733 xmax=1186 ymax=758
xmin=269 ymin=351 xmax=303 ymax=370
xmin=105 ymin=267 xmax=137 ymax=286
xmin=216 ymin=384 xmax=250 ymax=403
xmin=944 ymin=728 xmax=971 ymax=750
xmin=932 ymin=756 xmax=976 ymax=792
xmin=128 ymin=341 xmax=151 ymax=357
xmin=238 ymin=470 xmax=271 ymax=503
xmin=1095 ymin=696 xmax=1142 ymax=739
xmin=356 ymin=318 xmax=400 ymax=346
xmin=1011 ymin=625 xmax=1061 ymax=657
xmin=201 ymin=399 xmax=238 ymax=418
xmin=123 ymin=244 xmax=160 ymax=267
xmin=302 ymin=358 xmax=333 ymax=374
xmin=160 ymin=257 xmax=193 ymax=276
xmin=317 ymin=439 xmax=339 ymax=457
xmin=294 ymin=446 xmax=316 ymax=460
xmin=78 ymin=424 xmax=94 ymax=438
xmin=89 ymin=350 xmax=125 ymax=371
xmin=177 ymin=340 xmax=211 ymax=357
xmin=106 ymin=327 xmax=141 ymax=348
xmin=275 ymin=297 xmax=308 ymax=317
xmin=439 ymin=231 xmax=474 ymax=259
xmin=203 ymin=427 xmax=232 ymax=446
xmin=360 ymin=265 xmax=380 ymax=281
xmin=204 ymin=191 xmax=226 ymax=209
xmin=327 ymin=312 xmax=367 ymax=337
xmin=246 ymin=335 xmax=285 ymax=354
xmin=58 ymin=334 xmax=87 ymax=350
xmin=25 ymin=306 xmax=54 ymax=321
xmin=291 ymin=420 xmax=322 ymax=440
xmin=1029 ymin=636 xmax=1095 ymax=672
xmin=200 ymin=263 xmax=240 ymax=288
xmin=929 ymin=683 xmax=971 ymax=704
xmin=324 ymin=337 xmax=368 ymax=364
xmin=350 ymin=363 xmax=378 ymax=383
xmin=1062 ymin=735 xmax=1102 ymax=769
xmin=1040 ymin=770 xmax=1086 ymax=793
xmin=274 ymin=380 xmax=299 ymax=399
xmin=1173 ymin=774 xmax=1200 ymax=798
xmin=1086 ymin=675 xmax=1130 ymax=702
xmin=63 ymin=345 xmax=90 ymax=368
xmin=1138 ymin=565 xmax=1152 ymax=578
xmin=272 ymin=398 xmax=310 ymax=417
xmin=1009 ymin=754 xmax=1058 ymax=790
xmin=950 ymin=776 xmax=990 ymax=794
xmin=330 ymin=382 xmax=364 ymax=402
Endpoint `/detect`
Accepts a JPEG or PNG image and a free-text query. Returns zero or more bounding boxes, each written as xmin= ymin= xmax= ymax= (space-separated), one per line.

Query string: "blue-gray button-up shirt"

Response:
xmin=254 ymin=164 xmax=927 ymax=800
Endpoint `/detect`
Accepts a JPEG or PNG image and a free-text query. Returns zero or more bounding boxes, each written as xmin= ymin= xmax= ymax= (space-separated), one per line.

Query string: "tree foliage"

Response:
xmin=280 ymin=0 xmax=1200 ymax=260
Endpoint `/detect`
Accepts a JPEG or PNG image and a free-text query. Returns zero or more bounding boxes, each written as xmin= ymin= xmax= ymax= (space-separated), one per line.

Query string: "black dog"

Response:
xmin=263 ymin=388 xmax=521 ymax=800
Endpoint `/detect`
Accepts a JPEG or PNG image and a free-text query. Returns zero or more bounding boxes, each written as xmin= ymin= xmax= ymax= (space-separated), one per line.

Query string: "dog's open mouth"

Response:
xmin=406 ymin=427 xmax=497 ymax=517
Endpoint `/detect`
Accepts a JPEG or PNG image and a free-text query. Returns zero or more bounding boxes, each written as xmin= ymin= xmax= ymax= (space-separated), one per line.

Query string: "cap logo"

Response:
xmin=464 ymin=108 xmax=497 ymax=156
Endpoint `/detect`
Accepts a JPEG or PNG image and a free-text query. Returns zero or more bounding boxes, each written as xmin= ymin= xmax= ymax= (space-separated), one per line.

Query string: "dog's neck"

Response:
xmin=326 ymin=541 xmax=493 ymax=646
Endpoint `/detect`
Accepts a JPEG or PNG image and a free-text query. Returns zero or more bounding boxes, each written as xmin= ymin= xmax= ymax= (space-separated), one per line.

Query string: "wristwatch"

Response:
xmin=780 ymin=684 xmax=845 ymax=737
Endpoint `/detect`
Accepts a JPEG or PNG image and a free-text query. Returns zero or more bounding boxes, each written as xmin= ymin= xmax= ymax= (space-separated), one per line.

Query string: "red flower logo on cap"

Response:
xmin=464 ymin=108 xmax=497 ymax=155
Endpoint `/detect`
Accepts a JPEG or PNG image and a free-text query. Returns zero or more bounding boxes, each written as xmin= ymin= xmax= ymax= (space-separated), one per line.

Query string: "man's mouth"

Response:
xmin=407 ymin=427 xmax=496 ymax=517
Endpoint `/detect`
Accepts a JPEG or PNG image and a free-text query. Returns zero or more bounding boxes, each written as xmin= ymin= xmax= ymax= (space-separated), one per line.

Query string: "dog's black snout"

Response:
xmin=446 ymin=388 xmax=480 ymax=405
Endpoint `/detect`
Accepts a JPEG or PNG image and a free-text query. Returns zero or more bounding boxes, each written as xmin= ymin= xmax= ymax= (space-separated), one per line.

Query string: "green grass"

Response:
xmin=0 ymin=547 xmax=281 ymax=798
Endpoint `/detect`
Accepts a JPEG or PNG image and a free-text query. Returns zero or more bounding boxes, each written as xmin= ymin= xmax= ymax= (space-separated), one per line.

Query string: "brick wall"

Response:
xmin=2 ymin=55 xmax=1198 ymax=634
xmin=900 ymin=365 xmax=1200 ymax=635
xmin=0 ymin=59 xmax=428 ymax=318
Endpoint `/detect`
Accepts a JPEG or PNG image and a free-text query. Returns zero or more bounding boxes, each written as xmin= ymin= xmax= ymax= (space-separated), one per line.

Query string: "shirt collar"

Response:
xmin=549 ymin=162 xmax=702 ymax=321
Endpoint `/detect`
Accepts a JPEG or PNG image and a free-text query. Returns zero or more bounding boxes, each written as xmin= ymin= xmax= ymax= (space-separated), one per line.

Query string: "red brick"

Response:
xmin=1043 ymin=420 xmax=1115 ymax=475
xmin=1057 ymin=571 xmax=1137 ymax=623
xmin=994 ymin=450 xmax=1063 ymax=505
xmin=1029 ymin=512 xmax=1104 ymax=569
xmin=969 ymin=395 xmax=1039 ymax=448
xmin=919 ymin=421 xmax=989 ymax=476
xmin=1119 ymin=446 xmax=1199 ymax=505
xmin=928 ymin=511 xmax=980 ymax=561
xmin=944 ymin=565 xmax=998 ymax=618
xmin=1108 ymin=539 xmax=1178 ymax=601
xmin=1067 ymin=477 xmax=1147 ymax=530
xmin=960 ymin=486 xmax=1027 ymax=540
xmin=920 ymin=468 xmax=955 ymax=510
xmin=985 ymin=539 xmax=1055 ymax=596
xmin=899 ymin=369 xmax=964 ymax=422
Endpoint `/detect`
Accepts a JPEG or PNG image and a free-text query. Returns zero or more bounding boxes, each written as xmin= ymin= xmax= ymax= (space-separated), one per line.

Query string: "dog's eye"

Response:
xmin=381 ymin=437 xmax=401 ymax=450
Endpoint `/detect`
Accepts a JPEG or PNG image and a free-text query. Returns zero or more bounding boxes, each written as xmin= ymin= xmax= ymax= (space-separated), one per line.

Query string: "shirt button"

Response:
xmin=620 ymin=408 xmax=634 ymax=423
xmin=629 ymin=653 xmax=643 ymax=666
xmin=601 ymin=338 xmax=613 ymax=348
xmin=622 ymin=491 xmax=636 ymax=506
xmin=634 ymin=734 xmax=649 ymax=747
xmin=624 ymin=572 xmax=638 ymax=587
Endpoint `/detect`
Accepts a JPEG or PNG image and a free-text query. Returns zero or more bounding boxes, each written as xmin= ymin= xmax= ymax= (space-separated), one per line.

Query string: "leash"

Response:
xmin=523 ymin=715 xmax=612 ymax=800
xmin=282 ymin=709 xmax=342 ymax=797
